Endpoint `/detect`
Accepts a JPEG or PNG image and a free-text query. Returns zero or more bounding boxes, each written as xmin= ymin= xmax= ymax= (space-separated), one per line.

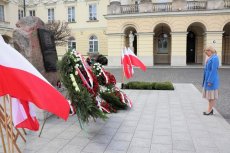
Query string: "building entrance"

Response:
xmin=187 ymin=31 xmax=196 ymax=63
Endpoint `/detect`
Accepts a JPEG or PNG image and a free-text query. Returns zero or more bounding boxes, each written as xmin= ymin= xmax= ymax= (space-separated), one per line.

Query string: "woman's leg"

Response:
xmin=208 ymin=99 xmax=216 ymax=112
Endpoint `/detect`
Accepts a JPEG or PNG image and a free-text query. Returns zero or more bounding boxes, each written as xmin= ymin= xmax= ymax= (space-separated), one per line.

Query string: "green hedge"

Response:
xmin=122 ymin=81 xmax=174 ymax=90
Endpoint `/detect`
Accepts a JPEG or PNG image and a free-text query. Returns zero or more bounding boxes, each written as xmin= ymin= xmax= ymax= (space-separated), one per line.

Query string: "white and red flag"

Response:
xmin=121 ymin=48 xmax=133 ymax=79
xmin=11 ymin=98 xmax=39 ymax=131
xmin=121 ymin=47 xmax=146 ymax=79
xmin=0 ymin=35 xmax=70 ymax=131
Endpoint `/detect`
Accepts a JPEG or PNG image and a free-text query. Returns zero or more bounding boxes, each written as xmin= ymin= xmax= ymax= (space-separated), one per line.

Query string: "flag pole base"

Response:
xmin=121 ymin=83 xmax=125 ymax=89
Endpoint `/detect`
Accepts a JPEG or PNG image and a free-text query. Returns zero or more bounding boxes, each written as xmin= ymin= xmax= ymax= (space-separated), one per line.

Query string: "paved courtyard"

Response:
xmin=108 ymin=67 xmax=230 ymax=123
xmin=1 ymin=84 xmax=230 ymax=153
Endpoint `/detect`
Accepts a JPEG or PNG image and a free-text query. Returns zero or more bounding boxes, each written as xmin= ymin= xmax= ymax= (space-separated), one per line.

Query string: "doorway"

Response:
xmin=186 ymin=31 xmax=196 ymax=63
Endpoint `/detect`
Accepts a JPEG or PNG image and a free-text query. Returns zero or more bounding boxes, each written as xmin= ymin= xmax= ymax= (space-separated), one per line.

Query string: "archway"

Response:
xmin=222 ymin=22 xmax=230 ymax=65
xmin=153 ymin=23 xmax=171 ymax=65
xmin=124 ymin=27 xmax=137 ymax=55
xmin=186 ymin=22 xmax=206 ymax=65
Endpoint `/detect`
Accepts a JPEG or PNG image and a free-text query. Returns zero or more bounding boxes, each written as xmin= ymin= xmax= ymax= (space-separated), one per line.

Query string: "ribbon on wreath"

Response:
xmin=96 ymin=95 xmax=110 ymax=113
xmin=75 ymin=53 xmax=94 ymax=90
xmin=115 ymin=87 xmax=132 ymax=108
xmin=101 ymin=67 xmax=109 ymax=84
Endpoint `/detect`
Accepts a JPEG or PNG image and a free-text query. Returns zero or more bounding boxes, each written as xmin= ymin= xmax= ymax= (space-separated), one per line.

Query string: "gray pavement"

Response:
xmin=107 ymin=67 xmax=230 ymax=123
xmin=1 ymin=84 xmax=230 ymax=153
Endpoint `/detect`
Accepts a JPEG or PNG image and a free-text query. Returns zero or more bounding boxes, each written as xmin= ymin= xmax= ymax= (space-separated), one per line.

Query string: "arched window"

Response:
xmin=89 ymin=35 xmax=98 ymax=52
xmin=158 ymin=33 xmax=168 ymax=54
xmin=68 ymin=36 xmax=76 ymax=52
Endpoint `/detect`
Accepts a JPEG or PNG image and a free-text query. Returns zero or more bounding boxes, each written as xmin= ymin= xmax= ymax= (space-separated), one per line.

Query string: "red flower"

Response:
xmin=105 ymin=71 xmax=116 ymax=85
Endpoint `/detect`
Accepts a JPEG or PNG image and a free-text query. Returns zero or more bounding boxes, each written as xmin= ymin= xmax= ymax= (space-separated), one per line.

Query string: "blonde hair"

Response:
xmin=204 ymin=46 xmax=217 ymax=54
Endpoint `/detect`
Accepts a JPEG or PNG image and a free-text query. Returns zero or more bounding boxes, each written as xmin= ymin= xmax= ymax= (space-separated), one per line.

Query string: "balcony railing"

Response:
xmin=187 ymin=1 xmax=207 ymax=10
xmin=109 ymin=1 xmax=229 ymax=15
xmin=121 ymin=4 xmax=138 ymax=14
xmin=153 ymin=2 xmax=172 ymax=12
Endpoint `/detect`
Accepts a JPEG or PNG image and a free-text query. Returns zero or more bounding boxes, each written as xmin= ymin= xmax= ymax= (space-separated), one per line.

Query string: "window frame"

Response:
xmin=48 ymin=8 xmax=55 ymax=23
xmin=29 ymin=10 xmax=36 ymax=16
xmin=68 ymin=6 xmax=75 ymax=23
xmin=18 ymin=9 xmax=24 ymax=20
xmin=0 ymin=5 xmax=4 ymax=21
xmin=68 ymin=40 xmax=76 ymax=52
xmin=89 ymin=3 xmax=97 ymax=21
xmin=89 ymin=35 xmax=98 ymax=53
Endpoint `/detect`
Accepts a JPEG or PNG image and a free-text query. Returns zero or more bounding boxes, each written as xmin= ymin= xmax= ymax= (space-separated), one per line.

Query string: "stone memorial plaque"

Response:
xmin=38 ymin=28 xmax=58 ymax=72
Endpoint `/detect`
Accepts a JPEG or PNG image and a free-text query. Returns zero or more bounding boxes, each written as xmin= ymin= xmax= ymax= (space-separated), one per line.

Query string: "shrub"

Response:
xmin=155 ymin=82 xmax=174 ymax=90
xmin=123 ymin=81 xmax=174 ymax=90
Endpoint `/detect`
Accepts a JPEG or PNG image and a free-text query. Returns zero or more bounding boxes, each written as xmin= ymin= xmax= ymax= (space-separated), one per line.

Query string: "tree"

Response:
xmin=45 ymin=20 xmax=71 ymax=46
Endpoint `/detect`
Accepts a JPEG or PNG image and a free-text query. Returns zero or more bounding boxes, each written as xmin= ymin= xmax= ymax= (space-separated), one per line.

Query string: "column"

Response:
xmin=107 ymin=33 xmax=125 ymax=66
xmin=204 ymin=31 xmax=224 ymax=66
xmin=136 ymin=32 xmax=154 ymax=66
xmin=171 ymin=32 xmax=187 ymax=66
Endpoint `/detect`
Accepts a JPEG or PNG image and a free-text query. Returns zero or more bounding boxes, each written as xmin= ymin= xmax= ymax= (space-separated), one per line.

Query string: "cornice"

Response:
xmin=136 ymin=32 xmax=155 ymax=36
xmin=104 ymin=9 xmax=230 ymax=19
xmin=106 ymin=33 xmax=125 ymax=36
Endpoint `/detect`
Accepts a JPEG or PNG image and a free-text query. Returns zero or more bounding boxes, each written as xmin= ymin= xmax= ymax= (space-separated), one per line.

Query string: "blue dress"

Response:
xmin=202 ymin=54 xmax=219 ymax=100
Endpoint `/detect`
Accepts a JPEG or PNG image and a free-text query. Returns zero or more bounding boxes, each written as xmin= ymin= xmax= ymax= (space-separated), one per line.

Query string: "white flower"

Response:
xmin=72 ymin=82 xmax=77 ymax=87
xmin=70 ymin=74 xmax=74 ymax=79
xmin=75 ymin=71 xmax=78 ymax=75
xmin=75 ymin=86 xmax=80 ymax=91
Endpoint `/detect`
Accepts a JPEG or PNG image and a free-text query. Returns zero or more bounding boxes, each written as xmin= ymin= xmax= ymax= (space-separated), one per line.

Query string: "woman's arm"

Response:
xmin=207 ymin=56 xmax=219 ymax=85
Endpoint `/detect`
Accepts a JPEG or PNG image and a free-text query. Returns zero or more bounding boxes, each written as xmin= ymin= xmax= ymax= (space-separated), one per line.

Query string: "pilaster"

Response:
xmin=107 ymin=33 xmax=125 ymax=66
xmin=204 ymin=31 xmax=224 ymax=66
xmin=170 ymin=32 xmax=187 ymax=66
xmin=136 ymin=32 xmax=154 ymax=66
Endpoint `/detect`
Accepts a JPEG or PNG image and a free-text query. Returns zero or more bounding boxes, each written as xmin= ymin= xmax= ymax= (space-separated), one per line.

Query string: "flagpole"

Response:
xmin=0 ymin=119 xmax=6 ymax=153
xmin=8 ymin=95 xmax=14 ymax=153
xmin=121 ymin=67 xmax=124 ymax=89
xmin=3 ymin=96 xmax=11 ymax=153
xmin=7 ymin=95 xmax=14 ymax=153
xmin=121 ymin=47 xmax=124 ymax=89
xmin=0 ymin=97 xmax=6 ymax=153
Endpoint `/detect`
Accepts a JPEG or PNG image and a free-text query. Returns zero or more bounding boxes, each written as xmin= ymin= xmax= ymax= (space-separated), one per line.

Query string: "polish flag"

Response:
xmin=121 ymin=48 xmax=133 ymax=79
xmin=11 ymin=98 xmax=39 ymax=131
xmin=126 ymin=48 xmax=146 ymax=71
xmin=121 ymin=47 xmax=146 ymax=79
xmin=0 ymin=35 xmax=70 ymax=131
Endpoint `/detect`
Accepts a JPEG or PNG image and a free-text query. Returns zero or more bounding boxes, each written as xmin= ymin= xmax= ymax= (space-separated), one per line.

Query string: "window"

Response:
xmin=89 ymin=35 xmax=98 ymax=52
xmin=48 ymin=8 xmax=54 ymax=23
xmin=68 ymin=6 xmax=75 ymax=22
xmin=18 ymin=9 xmax=24 ymax=20
xmin=68 ymin=37 xmax=76 ymax=51
xmin=89 ymin=4 xmax=97 ymax=21
xmin=0 ymin=5 xmax=4 ymax=21
xmin=157 ymin=33 xmax=168 ymax=54
xmin=29 ymin=10 xmax=36 ymax=16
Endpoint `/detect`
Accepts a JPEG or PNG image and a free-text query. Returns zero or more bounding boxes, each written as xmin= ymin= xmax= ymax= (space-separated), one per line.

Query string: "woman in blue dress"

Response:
xmin=202 ymin=46 xmax=219 ymax=115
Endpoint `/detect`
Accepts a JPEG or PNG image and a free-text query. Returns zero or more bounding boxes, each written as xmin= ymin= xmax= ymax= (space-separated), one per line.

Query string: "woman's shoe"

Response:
xmin=203 ymin=109 xmax=214 ymax=115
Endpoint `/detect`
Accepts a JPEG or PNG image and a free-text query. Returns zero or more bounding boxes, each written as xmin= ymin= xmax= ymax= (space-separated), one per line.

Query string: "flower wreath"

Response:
xmin=92 ymin=63 xmax=116 ymax=86
xmin=91 ymin=62 xmax=132 ymax=111
xmin=58 ymin=51 xmax=107 ymax=124
xmin=75 ymin=53 xmax=99 ymax=96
